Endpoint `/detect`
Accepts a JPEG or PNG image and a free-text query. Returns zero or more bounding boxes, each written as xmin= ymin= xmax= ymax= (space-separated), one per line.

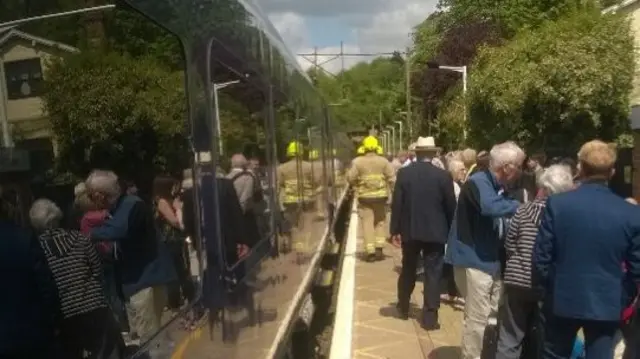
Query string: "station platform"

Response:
xmin=330 ymin=202 xmax=463 ymax=359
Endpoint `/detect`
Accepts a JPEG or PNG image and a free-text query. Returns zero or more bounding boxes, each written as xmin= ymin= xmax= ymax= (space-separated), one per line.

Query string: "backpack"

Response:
xmin=230 ymin=169 xmax=263 ymax=210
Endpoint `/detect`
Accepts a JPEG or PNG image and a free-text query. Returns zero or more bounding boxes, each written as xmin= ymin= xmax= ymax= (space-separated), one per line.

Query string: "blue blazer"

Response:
xmin=533 ymin=182 xmax=640 ymax=321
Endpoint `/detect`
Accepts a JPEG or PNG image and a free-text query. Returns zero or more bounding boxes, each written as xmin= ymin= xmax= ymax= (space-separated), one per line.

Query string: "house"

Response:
xmin=0 ymin=27 xmax=78 ymax=174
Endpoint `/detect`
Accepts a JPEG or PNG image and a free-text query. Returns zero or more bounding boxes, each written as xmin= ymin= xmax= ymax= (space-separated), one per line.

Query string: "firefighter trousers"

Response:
xmin=357 ymin=198 xmax=387 ymax=255
xmin=282 ymin=202 xmax=313 ymax=252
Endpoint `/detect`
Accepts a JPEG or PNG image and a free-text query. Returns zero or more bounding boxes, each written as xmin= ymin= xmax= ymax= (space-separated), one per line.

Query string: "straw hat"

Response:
xmin=414 ymin=136 xmax=441 ymax=152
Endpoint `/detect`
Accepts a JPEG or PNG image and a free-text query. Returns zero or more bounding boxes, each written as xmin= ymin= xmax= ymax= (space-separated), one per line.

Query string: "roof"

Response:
xmin=603 ymin=0 xmax=640 ymax=14
xmin=0 ymin=28 xmax=78 ymax=53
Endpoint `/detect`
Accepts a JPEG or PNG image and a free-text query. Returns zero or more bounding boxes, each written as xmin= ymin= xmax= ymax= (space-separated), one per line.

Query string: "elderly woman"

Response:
xmin=440 ymin=159 xmax=467 ymax=306
xmin=29 ymin=198 xmax=122 ymax=358
xmin=534 ymin=140 xmax=640 ymax=359
xmin=495 ymin=165 xmax=574 ymax=359
xmin=448 ymin=159 xmax=467 ymax=200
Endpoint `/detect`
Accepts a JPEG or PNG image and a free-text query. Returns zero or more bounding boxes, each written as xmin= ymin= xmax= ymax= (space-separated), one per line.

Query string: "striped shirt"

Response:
xmin=503 ymin=198 xmax=546 ymax=289
xmin=37 ymin=228 xmax=106 ymax=319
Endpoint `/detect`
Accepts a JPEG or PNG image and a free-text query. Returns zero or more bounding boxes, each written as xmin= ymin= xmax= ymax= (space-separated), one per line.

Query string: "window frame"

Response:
xmin=4 ymin=58 xmax=45 ymax=100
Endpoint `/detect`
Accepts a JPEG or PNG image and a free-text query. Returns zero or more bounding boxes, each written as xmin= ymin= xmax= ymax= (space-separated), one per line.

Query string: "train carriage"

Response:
xmin=1 ymin=1 xmax=354 ymax=358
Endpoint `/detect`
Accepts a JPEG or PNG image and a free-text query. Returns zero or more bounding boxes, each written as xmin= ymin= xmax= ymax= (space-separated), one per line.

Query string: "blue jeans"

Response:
xmin=542 ymin=313 xmax=617 ymax=359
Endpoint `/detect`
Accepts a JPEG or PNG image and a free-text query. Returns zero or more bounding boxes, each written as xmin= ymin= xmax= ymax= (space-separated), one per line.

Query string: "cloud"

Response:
xmin=264 ymin=0 xmax=437 ymax=72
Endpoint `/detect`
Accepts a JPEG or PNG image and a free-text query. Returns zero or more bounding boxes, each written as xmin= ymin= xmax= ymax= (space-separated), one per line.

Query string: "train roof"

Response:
xmin=124 ymin=0 xmax=317 ymax=108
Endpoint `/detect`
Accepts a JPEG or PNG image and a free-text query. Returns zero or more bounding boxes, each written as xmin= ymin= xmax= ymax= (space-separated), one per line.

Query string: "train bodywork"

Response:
xmin=118 ymin=0 xmax=355 ymax=358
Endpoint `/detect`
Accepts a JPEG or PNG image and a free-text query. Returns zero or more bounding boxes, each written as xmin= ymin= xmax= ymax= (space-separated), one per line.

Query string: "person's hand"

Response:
xmin=391 ymin=234 xmax=402 ymax=248
xmin=237 ymin=244 xmax=249 ymax=259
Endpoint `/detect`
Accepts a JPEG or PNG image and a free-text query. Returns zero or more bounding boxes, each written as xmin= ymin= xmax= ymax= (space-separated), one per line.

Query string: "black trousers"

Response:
xmin=57 ymin=307 xmax=124 ymax=359
xmin=441 ymin=263 xmax=460 ymax=297
xmin=397 ymin=241 xmax=444 ymax=313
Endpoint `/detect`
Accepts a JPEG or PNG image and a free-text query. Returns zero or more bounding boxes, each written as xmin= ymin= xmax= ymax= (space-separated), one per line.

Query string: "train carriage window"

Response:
xmin=1 ymin=2 xmax=202 ymax=352
xmin=208 ymin=41 xmax=273 ymax=271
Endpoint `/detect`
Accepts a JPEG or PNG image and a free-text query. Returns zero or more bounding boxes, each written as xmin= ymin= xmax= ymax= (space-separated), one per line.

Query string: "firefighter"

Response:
xmin=277 ymin=141 xmax=314 ymax=253
xmin=347 ymin=136 xmax=395 ymax=261
xmin=308 ymin=149 xmax=326 ymax=220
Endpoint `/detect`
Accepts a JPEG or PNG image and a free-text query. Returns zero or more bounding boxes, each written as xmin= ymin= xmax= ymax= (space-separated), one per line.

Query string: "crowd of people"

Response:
xmin=0 ymin=154 xmax=265 ymax=359
xmin=364 ymin=136 xmax=640 ymax=359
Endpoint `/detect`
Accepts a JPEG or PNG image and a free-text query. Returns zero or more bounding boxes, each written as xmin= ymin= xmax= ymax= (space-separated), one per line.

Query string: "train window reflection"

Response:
xmin=209 ymin=58 xmax=272 ymax=270
xmin=0 ymin=4 xmax=199 ymax=355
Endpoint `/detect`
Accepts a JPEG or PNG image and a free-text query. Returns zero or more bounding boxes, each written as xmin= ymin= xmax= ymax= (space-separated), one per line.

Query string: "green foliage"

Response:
xmin=411 ymin=12 xmax=445 ymax=67
xmin=467 ymin=9 xmax=634 ymax=151
xmin=314 ymin=57 xmax=406 ymax=130
xmin=438 ymin=0 xmax=596 ymax=36
xmin=432 ymin=92 xmax=467 ymax=150
xmin=43 ymin=51 xmax=188 ymax=178
xmin=103 ymin=8 xmax=183 ymax=70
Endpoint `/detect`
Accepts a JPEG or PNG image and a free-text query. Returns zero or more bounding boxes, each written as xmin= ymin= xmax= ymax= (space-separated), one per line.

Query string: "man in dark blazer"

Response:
xmin=534 ymin=140 xmax=640 ymax=359
xmin=0 ymin=192 xmax=60 ymax=358
xmin=390 ymin=136 xmax=457 ymax=330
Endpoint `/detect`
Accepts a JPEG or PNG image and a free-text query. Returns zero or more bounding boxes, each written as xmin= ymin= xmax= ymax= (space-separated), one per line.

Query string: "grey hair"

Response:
xmin=538 ymin=164 xmax=574 ymax=195
xmin=448 ymin=159 xmax=465 ymax=175
xmin=74 ymin=182 xmax=86 ymax=197
xmin=29 ymin=198 xmax=63 ymax=232
xmin=230 ymin=154 xmax=248 ymax=169
xmin=489 ymin=142 xmax=526 ymax=170
xmin=85 ymin=170 xmax=121 ymax=204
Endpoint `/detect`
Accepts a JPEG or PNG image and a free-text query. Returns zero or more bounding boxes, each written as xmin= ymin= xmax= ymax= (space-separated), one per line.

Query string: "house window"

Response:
xmin=4 ymin=58 xmax=44 ymax=100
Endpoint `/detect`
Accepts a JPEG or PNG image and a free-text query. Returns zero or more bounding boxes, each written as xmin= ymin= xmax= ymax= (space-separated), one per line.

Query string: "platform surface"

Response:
xmin=350 ymin=240 xmax=463 ymax=359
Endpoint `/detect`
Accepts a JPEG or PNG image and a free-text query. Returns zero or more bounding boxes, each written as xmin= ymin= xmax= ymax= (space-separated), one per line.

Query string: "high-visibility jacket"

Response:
xmin=347 ymin=152 xmax=395 ymax=199
xmin=277 ymin=159 xmax=314 ymax=204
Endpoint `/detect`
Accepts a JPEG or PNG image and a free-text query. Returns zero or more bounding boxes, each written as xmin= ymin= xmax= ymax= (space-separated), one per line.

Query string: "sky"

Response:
xmin=259 ymin=0 xmax=439 ymax=74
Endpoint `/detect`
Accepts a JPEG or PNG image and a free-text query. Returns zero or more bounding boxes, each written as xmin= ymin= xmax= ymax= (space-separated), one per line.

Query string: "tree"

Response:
xmin=43 ymin=51 xmax=188 ymax=186
xmin=314 ymin=57 xmax=406 ymax=132
xmin=413 ymin=20 xmax=502 ymax=136
xmin=437 ymin=0 xmax=594 ymax=36
xmin=467 ymin=9 xmax=634 ymax=152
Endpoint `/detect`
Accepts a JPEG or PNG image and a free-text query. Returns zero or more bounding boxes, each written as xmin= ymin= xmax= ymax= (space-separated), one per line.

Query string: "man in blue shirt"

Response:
xmin=444 ymin=142 xmax=525 ymax=359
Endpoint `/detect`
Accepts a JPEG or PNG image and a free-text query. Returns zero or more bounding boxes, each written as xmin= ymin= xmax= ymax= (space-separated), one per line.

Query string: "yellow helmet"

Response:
xmin=309 ymin=149 xmax=319 ymax=160
xmin=376 ymin=146 xmax=383 ymax=155
xmin=357 ymin=146 xmax=365 ymax=155
xmin=362 ymin=136 xmax=378 ymax=151
xmin=286 ymin=141 xmax=303 ymax=157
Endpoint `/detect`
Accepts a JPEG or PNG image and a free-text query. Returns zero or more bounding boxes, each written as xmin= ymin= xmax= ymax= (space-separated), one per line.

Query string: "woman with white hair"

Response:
xmin=29 ymin=198 xmax=122 ymax=358
xmin=447 ymin=159 xmax=467 ymax=200
xmin=441 ymin=159 xmax=467 ymax=307
xmin=495 ymin=165 xmax=575 ymax=359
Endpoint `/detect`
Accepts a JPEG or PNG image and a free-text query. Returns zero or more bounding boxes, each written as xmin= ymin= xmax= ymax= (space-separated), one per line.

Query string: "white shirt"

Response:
xmin=402 ymin=158 xmax=415 ymax=167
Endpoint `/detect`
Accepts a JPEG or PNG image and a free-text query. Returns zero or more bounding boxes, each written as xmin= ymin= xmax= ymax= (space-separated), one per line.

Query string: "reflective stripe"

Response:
xmin=283 ymin=179 xmax=313 ymax=203
xmin=357 ymin=173 xmax=387 ymax=198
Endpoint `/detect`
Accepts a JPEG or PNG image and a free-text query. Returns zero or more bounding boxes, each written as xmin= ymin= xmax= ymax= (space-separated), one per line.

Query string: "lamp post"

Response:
xmin=394 ymin=120 xmax=403 ymax=151
xmin=427 ymin=62 xmax=468 ymax=139
xmin=382 ymin=130 xmax=390 ymax=154
xmin=386 ymin=125 xmax=396 ymax=154
xmin=212 ymin=80 xmax=240 ymax=156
